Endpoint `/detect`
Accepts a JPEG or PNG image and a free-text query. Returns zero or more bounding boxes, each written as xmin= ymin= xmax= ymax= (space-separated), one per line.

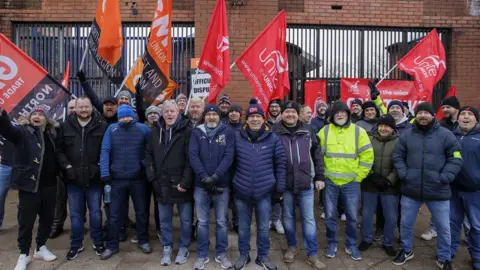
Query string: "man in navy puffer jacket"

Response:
xmin=232 ymin=99 xmax=287 ymax=270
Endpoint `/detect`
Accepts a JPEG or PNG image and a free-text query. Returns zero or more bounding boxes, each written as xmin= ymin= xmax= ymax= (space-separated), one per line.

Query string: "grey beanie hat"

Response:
xmin=145 ymin=105 xmax=162 ymax=117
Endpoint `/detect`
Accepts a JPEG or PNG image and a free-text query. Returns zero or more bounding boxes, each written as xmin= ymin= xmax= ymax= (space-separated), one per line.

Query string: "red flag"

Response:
xmin=61 ymin=61 xmax=70 ymax=88
xmin=304 ymin=80 xmax=327 ymax=118
xmin=436 ymin=86 xmax=457 ymax=120
xmin=198 ymin=0 xmax=230 ymax=103
xmin=235 ymin=10 xmax=289 ymax=112
xmin=397 ymin=29 xmax=446 ymax=97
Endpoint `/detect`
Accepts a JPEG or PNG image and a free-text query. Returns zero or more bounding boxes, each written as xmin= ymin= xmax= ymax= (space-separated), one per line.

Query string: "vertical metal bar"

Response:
xmin=359 ymin=30 xmax=364 ymax=78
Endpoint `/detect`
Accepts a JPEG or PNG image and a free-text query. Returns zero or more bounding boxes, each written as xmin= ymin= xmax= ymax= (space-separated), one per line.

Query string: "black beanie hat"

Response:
xmin=352 ymin=99 xmax=363 ymax=106
xmin=415 ymin=102 xmax=435 ymax=116
xmin=281 ymin=101 xmax=300 ymax=114
xmin=204 ymin=104 xmax=221 ymax=116
xmin=377 ymin=114 xmax=397 ymax=130
xmin=361 ymin=101 xmax=380 ymax=118
xmin=329 ymin=101 xmax=350 ymax=122
xmin=458 ymin=106 xmax=479 ymax=122
xmin=441 ymin=96 xmax=460 ymax=110
xmin=246 ymin=98 xmax=265 ymax=119
xmin=228 ymin=103 xmax=242 ymax=114
xmin=402 ymin=102 xmax=410 ymax=109
xmin=387 ymin=100 xmax=404 ymax=112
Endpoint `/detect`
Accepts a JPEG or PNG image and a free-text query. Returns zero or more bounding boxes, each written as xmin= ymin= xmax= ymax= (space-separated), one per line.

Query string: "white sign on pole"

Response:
xmin=190 ymin=58 xmax=211 ymax=99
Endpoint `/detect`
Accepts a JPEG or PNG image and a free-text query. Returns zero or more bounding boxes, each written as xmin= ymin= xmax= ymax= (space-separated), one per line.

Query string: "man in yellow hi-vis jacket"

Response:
xmin=318 ymin=101 xmax=374 ymax=261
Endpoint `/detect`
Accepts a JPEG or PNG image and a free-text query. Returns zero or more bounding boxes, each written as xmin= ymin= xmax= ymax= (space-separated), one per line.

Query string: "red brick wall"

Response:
xmin=1 ymin=0 xmax=479 ymax=107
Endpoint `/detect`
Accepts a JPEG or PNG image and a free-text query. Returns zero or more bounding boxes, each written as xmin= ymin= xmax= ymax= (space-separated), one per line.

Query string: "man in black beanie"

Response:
xmin=440 ymin=96 xmax=461 ymax=131
xmin=355 ymin=101 xmax=380 ymax=134
xmin=227 ymin=104 xmax=243 ymax=131
xmin=350 ymin=99 xmax=363 ymax=123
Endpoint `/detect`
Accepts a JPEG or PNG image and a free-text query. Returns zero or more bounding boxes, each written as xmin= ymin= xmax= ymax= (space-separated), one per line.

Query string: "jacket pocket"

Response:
xmin=88 ymin=163 xmax=100 ymax=181
xmin=11 ymin=165 xmax=35 ymax=190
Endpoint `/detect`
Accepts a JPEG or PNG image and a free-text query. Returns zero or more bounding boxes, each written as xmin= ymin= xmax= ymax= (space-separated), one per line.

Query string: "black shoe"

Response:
xmin=100 ymin=248 xmax=118 ymax=260
xmin=137 ymin=243 xmax=153 ymax=254
xmin=437 ymin=260 xmax=452 ymax=270
xmin=255 ymin=257 xmax=277 ymax=270
xmin=66 ymin=246 xmax=84 ymax=260
xmin=49 ymin=227 xmax=64 ymax=239
xmin=382 ymin=245 xmax=397 ymax=257
xmin=358 ymin=241 xmax=372 ymax=251
xmin=119 ymin=229 xmax=127 ymax=242
xmin=234 ymin=254 xmax=251 ymax=270
xmin=393 ymin=250 xmax=414 ymax=266
xmin=93 ymin=244 xmax=106 ymax=256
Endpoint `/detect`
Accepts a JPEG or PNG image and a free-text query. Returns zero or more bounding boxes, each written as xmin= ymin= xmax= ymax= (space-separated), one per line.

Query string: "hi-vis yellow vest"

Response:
xmin=318 ymin=123 xmax=374 ymax=186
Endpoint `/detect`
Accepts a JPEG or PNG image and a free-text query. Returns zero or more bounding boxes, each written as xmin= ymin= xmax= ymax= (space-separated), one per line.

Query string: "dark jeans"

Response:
xmin=17 ymin=186 xmax=56 ymax=255
xmin=146 ymin=181 xmax=160 ymax=232
xmin=0 ymin=164 xmax=12 ymax=227
xmin=67 ymin=183 xmax=103 ymax=248
xmin=52 ymin=177 xmax=67 ymax=230
xmin=361 ymin=192 xmax=399 ymax=246
xmin=107 ymin=180 xmax=149 ymax=250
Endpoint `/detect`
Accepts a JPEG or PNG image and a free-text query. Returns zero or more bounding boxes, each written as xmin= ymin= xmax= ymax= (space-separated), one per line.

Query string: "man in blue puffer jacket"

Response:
xmin=392 ymin=102 xmax=463 ymax=270
xmin=233 ymin=98 xmax=287 ymax=270
xmin=99 ymin=105 xmax=151 ymax=259
xmin=450 ymin=106 xmax=480 ymax=269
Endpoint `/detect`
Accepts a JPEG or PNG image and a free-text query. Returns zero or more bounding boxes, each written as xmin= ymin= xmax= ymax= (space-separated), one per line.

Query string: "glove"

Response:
xmin=77 ymin=70 xmax=87 ymax=83
xmin=101 ymin=176 xmax=112 ymax=185
xmin=201 ymin=174 xmax=219 ymax=189
xmin=369 ymin=172 xmax=391 ymax=191
xmin=368 ymin=80 xmax=380 ymax=100
xmin=272 ymin=192 xmax=284 ymax=205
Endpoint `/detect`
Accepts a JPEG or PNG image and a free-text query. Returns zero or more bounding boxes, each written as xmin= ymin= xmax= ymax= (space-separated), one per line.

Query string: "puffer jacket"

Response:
xmin=396 ymin=117 xmax=413 ymax=135
xmin=393 ymin=120 xmax=463 ymax=201
xmin=233 ymin=125 xmax=287 ymax=200
xmin=452 ymin=125 xmax=480 ymax=191
xmin=362 ymin=132 xmax=399 ymax=195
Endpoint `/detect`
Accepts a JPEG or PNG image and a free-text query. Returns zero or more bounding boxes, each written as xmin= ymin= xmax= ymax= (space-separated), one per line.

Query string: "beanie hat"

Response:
xmin=415 ymin=102 xmax=435 ymax=116
xmin=269 ymin=99 xmax=282 ymax=107
xmin=387 ymin=100 xmax=404 ymax=112
xmin=103 ymin=96 xmax=118 ymax=105
xmin=204 ymin=104 xmax=221 ymax=116
xmin=281 ymin=101 xmax=300 ymax=114
xmin=30 ymin=105 xmax=48 ymax=118
xmin=145 ymin=105 xmax=161 ymax=118
xmin=246 ymin=98 xmax=265 ymax=119
xmin=219 ymin=94 xmax=230 ymax=105
xmin=352 ymin=99 xmax=363 ymax=106
xmin=377 ymin=114 xmax=397 ymax=130
xmin=402 ymin=101 xmax=410 ymax=109
xmin=117 ymin=90 xmax=132 ymax=103
xmin=117 ymin=104 xmax=135 ymax=119
xmin=458 ymin=106 xmax=479 ymax=122
xmin=175 ymin=93 xmax=187 ymax=103
xmin=361 ymin=101 xmax=380 ymax=118
xmin=329 ymin=101 xmax=350 ymax=122
xmin=228 ymin=103 xmax=242 ymax=114
xmin=441 ymin=96 xmax=460 ymax=110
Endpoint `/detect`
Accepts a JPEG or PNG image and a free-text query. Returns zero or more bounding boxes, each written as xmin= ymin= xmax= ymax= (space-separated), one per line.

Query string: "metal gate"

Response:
xmin=13 ymin=22 xmax=195 ymax=98
xmin=286 ymin=25 xmax=451 ymax=107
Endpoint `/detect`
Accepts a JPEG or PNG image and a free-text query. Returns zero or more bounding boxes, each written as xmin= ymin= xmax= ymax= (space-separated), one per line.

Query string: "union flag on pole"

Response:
xmin=436 ymin=86 xmax=457 ymax=120
xmin=397 ymin=29 xmax=446 ymax=96
xmin=235 ymin=10 xmax=289 ymax=112
xmin=61 ymin=61 xmax=70 ymax=88
xmin=198 ymin=0 xmax=231 ymax=103
xmin=304 ymin=80 xmax=327 ymax=118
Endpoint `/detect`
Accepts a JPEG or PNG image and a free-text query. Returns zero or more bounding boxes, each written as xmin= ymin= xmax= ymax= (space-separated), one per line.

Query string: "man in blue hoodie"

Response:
xmin=451 ymin=106 xmax=480 ymax=269
xmin=99 ymin=105 xmax=152 ymax=260
xmin=189 ymin=104 xmax=235 ymax=270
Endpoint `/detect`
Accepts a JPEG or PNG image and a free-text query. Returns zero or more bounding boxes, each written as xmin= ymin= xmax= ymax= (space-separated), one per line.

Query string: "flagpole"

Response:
xmin=184 ymin=87 xmax=194 ymax=116
xmin=114 ymin=57 xmax=142 ymax=97
xmin=79 ymin=42 xmax=89 ymax=71
xmin=230 ymin=62 xmax=235 ymax=70
xmin=376 ymin=63 xmax=398 ymax=87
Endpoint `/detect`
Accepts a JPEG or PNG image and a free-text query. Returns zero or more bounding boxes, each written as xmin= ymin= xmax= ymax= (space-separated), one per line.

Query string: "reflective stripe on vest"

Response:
xmin=322 ymin=124 xmax=362 ymax=159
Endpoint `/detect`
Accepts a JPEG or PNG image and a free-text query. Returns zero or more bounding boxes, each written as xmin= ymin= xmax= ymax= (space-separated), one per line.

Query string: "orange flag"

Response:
xmin=61 ymin=61 xmax=71 ymax=88
xmin=96 ymin=0 xmax=123 ymax=66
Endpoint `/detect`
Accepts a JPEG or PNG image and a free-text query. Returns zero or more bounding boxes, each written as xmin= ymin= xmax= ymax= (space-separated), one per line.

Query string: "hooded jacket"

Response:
xmin=393 ymin=120 xmax=463 ymax=201
xmin=395 ymin=116 xmax=413 ymax=135
xmin=0 ymin=111 xmax=59 ymax=193
xmin=355 ymin=105 xmax=381 ymax=134
xmin=452 ymin=125 xmax=480 ymax=191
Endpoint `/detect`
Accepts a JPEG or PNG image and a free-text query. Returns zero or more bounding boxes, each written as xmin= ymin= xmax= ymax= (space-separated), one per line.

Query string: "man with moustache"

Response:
xmin=187 ymin=97 xmax=205 ymax=128
xmin=350 ymin=99 xmax=363 ymax=123
xmin=299 ymin=105 xmax=313 ymax=124
xmin=392 ymin=102 xmax=462 ymax=270
xmin=439 ymin=96 xmax=461 ymax=131
xmin=218 ymin=94 xmax=231 ymax=124
xmin=267 ymin=99 xmax=282 ymax=127
xmin=310 ymin=99 xmax=328 ymax=132
xmin=355 ymin=101 xmax=381 ymax=134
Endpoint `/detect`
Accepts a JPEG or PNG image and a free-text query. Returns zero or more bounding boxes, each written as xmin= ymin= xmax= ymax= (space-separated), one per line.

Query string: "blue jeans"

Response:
xmin=283 ymin=188 xmax=318 ymax=256
xmin=194 ymin=186 xmax=229 ymax=257
xmin=324 ymin=179 xmax=360 ymax=247
xmin=271 ymin=203 xmax=282 ymax=222
xmin=67 ymin=183 xmax=103 ymax=248
xmin=235 ymin=195 xmax=272 ymax=258
xmin=158 ymin=202 xmax=192 ymax=248
xmin=0 ymin=164 xmax=12 ymax=227
xmin=361 ymin=192 xmax=399 ymax=246
xmin=107 ymin=180 xmax=149 ymax=250
xmin=450 ymin=189 xmax=480 ymax=262
xmin=400 ymin=195 xmax=451 ymax=262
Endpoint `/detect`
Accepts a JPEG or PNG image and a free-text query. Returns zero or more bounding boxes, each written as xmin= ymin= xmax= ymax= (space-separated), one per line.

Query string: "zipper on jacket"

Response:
xmin=420 ymin=135 xmax=426 ymax=200
xmin=81 ymin=127 xmax=87 ymax=187
xmin=34 ymin=130 xmax=46 ymax=193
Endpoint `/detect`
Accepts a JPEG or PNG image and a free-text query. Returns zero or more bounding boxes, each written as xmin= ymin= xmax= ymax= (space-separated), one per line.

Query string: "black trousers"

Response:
xmin=18 ymin=186 xmax=57 ymax=255
xmin=145 ymin=181 xmax=160 ymax=232
xmin=52 ymin=178 xmax=67 ymax=230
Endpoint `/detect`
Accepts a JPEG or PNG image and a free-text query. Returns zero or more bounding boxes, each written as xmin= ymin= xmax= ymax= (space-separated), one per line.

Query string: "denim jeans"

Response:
xmin=235 ymin=195 xmax=272 ymax=258
xmin=107 ymin=180 xmax=149 ymax=250
xmin=194 ymin=186 xmax=229 ymax=257
xmin=361 ymin=192 xmax=399 ymax=246
xmin=0 ymin=164 xmax=12 ymax=227
xmin=450 ymin=189 xmax=480 ymax=262
xmin=324 ymin=179 xmax=360 ymax=247
xmin=283 ymin=188 xmax=318 ymax=256
xmin=158 ymin=202 xmax=192 ymax=249
xmin=271 ymin=202 xmax=282 ymax=222
xmin=67 ymin=183 xmax=103 ymax=248
xmin=400 ymin=195 xmax=451 ymax=262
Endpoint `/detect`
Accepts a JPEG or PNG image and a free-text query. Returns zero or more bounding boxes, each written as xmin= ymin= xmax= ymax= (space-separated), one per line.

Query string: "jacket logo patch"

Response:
xmin=30 ymin=175 xmax=36 ymax=181
xmin=216 ymin=134 xmax=226 ymax=145
xmin=261 ymin=146 xmax=268 ymax=150
xmin=33 ymin=158 xmax=40 ymax=164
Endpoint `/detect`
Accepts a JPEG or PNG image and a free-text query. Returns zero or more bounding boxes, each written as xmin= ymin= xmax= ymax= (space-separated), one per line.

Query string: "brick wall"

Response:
xmin=1 ymin=0 xmax=479 ymax=107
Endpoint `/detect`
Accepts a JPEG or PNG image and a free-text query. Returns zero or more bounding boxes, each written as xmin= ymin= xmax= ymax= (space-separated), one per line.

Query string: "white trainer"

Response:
xmin=273 ymin=220 xmax=285 ymax=235
xmin=14 ymin=254 xmax=31 ymax=270
xmin=34 ymin=246 xmax=57 ymax=262
xmin=421 ymin=229 xmax=437 ymax=241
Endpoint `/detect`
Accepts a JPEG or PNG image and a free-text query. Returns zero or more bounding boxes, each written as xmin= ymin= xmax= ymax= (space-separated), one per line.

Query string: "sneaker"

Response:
xmin=373 ymin=228 xmax=383 ymax=241
xmin=161 ymin=246 xmax=172 ymax=266
xmin=306 ymin=256 xmax=326 ymax=269
xmin=320 ymin=212 xmax=325 ymax=219
xmin=34 ymin=246 xmax=57 ymax=262
xmin=175 ymin=247 xmax=189 ymax=265
xmin=100 ymin=248 xmax=118 ymax=260
xmin=234 ymin=254 xmax=251 ymax=270
xmin=421 ymin=229 xmax=437 ymax=241
xmin=345 ymin=247 xmax=362 ymax=261
xmin=14 ymin=254 xmax=31 ymax=270
xmin=137 ymin=243 xmax=153 ymax=254
xmin=358 ymin=241 xmax=372 ymax=251
xmin=194 ymin=257 xmax=210 ymax=270
xmin=340 ymin=214 xmax=346 ymax=222
xmin=392 ymin=250 xmax=414 ymax=266
xmin=325 ymin=244 xmax=337 ymax=258
xmin=436 ymin=260 xmax=453 ymax=270
xmin=131 ymin=235 xmax=138 ymax=243
xmin=66 ymin=246 xmax=84 ymax=260
xmin=283 ymin=247 xmax=297 ymax=263
xmin=272 ymin=220 xmax=285 ymax=235
xmin=255 ymin=257 xmax=277 ymax=270
xmin=382 ymin=245 xmax=397 ymax=257
xmin=93 ymin=244 xmax=106 ymax=256
xmin=215 ymin=254 xmax=233 ymax=269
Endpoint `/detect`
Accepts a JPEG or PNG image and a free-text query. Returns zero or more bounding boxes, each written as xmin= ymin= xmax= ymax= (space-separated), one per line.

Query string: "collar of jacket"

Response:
xmin=413 ymin=119 xmax=439 ymax=133
xmin=197 ymin=122 xmax=226 ymax=136
xmin=331 ymin=118 xmax=352 ymax=128
xmin=118 ymin=119 xmax=137 ymax=127
xmin=371 ymin=130 xmax=398 ymax=142
xmin=453 ymin=124 xmax=480 ymax=136
xmin=273 ymin=121 xmax=309 ymax=135
xmin=240 ymin=123 xmax=271 ymax=141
